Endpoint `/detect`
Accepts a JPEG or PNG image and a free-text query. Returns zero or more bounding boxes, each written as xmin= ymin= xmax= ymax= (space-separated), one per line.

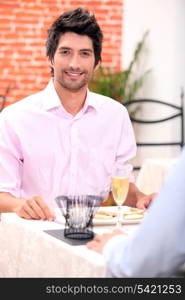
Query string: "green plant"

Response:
xmin=89 ymin=31 xmax=151 ymax=116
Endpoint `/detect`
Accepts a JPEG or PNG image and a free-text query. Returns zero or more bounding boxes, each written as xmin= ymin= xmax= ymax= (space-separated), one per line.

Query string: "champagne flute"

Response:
xmin=111 ymin=167 xmax=129 ymax=228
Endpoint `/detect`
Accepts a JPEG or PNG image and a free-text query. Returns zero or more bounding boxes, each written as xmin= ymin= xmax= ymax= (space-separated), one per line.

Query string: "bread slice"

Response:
xmin=124 ymin=210 xmax=144 ymax=216
xmin=93 ymin=214 xmax=113 ymax=220
xmin=95 ymin=210 xmax=117 ymax=217
xmin=124 ymin=213 xmax=144 ymax=220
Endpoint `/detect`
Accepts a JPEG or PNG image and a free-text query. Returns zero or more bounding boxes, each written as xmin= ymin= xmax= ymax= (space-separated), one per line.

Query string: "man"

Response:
xmin=87 ymin=148 xmax=185 ymax=277
xmin=0 ymin=8 xmax=154 ymax=221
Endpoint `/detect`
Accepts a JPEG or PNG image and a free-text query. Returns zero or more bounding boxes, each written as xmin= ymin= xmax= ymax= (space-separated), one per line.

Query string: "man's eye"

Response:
xmin=60 ymin=50 xmax=70 ymax=55
xmin=81 ymin=51 xmax=90 ymax=57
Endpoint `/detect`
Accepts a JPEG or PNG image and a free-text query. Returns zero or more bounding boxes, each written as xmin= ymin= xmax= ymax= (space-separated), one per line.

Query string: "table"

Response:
xmin=0 ymin=212 xmax=138 ymax=278
xmin=136 ymin=157 xmax=178 ymax=194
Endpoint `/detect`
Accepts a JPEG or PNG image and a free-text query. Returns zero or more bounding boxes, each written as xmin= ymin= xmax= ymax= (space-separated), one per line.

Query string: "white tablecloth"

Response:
xmin=136 ymin=158 xmax=178 ymax=194
xmin=0 ymin=212 xmax=138 ymax=278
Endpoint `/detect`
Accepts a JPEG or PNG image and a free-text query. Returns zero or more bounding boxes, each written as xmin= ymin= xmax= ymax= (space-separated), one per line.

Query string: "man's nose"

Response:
xmin=69 ymin=54 xmax=80 ymax=69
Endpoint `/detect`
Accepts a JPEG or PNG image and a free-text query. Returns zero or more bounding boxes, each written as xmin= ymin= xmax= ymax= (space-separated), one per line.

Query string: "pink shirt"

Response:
xmin=0 ymin=79 xmax=136 ymax=208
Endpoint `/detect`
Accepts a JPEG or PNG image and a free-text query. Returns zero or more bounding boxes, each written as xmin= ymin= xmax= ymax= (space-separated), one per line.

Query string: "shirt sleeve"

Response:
xmin=115 ymin=106 xmax=137 ymax=182
xmin=0 ymin=109 xmax=23 ymax=197
xmin=103 ymin=147 xmax=185 ymax=277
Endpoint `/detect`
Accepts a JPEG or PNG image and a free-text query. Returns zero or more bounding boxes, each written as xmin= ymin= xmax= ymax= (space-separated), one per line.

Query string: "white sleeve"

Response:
xmin=0 ymin=109 xmax=23 ymax=197
xmin=103 ymin=148 xmax=185 ymax=277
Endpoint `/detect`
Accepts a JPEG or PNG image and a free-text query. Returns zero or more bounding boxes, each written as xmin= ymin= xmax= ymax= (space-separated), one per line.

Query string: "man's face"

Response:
xmin=49 ymin=32 xmax=99 ymax=92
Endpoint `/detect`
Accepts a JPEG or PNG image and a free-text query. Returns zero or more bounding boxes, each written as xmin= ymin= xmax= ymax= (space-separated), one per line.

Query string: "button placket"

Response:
xmin=69 ymin=121 xmax=79 ymax=193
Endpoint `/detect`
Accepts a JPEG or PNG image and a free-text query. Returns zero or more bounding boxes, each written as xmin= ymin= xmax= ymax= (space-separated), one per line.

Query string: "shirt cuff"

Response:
xmin=102 ymin=233 xmax=129 ymax=259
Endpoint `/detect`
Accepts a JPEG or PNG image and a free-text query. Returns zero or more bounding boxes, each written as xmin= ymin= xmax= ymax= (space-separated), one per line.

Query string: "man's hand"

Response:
xmin=136 ymin=192 xmax=157 ymax=209
xmin=87 ymin=230 xmax=125 ymax=254
xmin=14 ymin=195 xmax=55 ymax=221
xmin=125 ymin=182 xmax=157 ymax=209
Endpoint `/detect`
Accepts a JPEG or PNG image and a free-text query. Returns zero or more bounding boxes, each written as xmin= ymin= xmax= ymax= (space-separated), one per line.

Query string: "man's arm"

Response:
xmin=87 ymin=148 xmax=185 ymax=277
xmin=106 ymin=183 xmax=156 ymax=208
xmin=125 ymin=183 xmax=156 ymax=209
xmin=0 ymin=192 xmax=55 ymax=220
xmin=0 ymin=192 xmax=24 ymax=212
xmin=0 ymin=113 xmax=54 ymax=221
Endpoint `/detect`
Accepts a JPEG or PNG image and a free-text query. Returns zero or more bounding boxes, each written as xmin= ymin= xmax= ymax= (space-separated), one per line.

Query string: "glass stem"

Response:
xmin=116 ymin=205 xmax=122 ymax=229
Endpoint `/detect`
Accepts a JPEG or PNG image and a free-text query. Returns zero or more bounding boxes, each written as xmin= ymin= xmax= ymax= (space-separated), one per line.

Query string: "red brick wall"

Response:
xmin=0 ymin=0 xmax=123 ymax=105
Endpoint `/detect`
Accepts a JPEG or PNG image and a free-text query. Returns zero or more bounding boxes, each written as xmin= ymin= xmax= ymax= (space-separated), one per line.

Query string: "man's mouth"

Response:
xmin=65 ymin=71 xmax=84 ymax=78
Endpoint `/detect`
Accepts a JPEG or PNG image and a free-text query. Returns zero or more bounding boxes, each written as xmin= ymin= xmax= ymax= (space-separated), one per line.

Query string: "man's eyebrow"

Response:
xmin=58 ymin=46 xmax=93 ymax=52
xmin=80 ymin=48 xmax=93 ymax=52
xmin=58 ymin=46 xmax=71 ymax=51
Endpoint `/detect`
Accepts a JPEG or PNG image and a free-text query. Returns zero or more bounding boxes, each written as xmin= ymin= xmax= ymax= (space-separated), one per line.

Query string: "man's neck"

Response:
xmin=54 ymin=80 xmax=87 ymax=116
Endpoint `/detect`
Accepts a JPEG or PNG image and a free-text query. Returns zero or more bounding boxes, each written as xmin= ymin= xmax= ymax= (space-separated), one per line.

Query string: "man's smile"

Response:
xmin=65 ymin=70 xmax=84 ymax=79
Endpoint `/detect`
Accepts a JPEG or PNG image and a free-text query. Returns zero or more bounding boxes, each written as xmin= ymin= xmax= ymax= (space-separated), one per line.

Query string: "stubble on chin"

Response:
xmin=57 ymin=72 xmax=93 ymax=92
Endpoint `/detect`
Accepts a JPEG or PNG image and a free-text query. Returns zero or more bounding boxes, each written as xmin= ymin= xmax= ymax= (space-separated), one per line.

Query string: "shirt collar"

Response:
xmin=41 ymin=78 xmax=102 ymax=113
xmin=84 ymin=89 xmax=102 ymax=112
xmin=41 ymin=79 xmax=62 ymax=111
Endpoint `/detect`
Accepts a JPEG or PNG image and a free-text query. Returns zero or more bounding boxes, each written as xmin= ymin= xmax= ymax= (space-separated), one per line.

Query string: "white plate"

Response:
xmin=55 ymin=206 xmax=144 ymax=226
xmin=93 ymin=206 xmax=144 ymax=225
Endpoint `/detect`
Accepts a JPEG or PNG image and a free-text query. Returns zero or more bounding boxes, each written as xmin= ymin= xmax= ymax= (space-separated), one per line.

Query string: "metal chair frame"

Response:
xmin=124 ymin=92 xmax=184 ymax=170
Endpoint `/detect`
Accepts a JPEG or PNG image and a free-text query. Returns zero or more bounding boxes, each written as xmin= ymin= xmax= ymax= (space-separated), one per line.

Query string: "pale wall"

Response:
xmin=122 ymin=0 xmax=185 ymax=167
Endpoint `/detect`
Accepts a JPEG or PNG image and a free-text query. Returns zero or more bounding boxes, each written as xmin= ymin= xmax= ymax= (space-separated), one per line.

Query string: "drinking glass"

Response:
xmin=111 ymin=167 xmax=129 ymax=228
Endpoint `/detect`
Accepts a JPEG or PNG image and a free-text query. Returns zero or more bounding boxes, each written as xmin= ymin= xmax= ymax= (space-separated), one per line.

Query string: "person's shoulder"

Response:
xmin=1 ymin=90 xmax=44 ymax=116
xmin=89 ymin=91 xmax=128 ymax=113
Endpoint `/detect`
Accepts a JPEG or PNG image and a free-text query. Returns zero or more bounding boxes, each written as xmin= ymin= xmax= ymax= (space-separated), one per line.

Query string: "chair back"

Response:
xmin=124 ymin=90 xmax=184 ymax=171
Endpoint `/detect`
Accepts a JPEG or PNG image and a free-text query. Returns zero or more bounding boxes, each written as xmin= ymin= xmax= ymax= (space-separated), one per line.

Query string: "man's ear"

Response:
xmin=48 ymin=58 xmax=53 ymax=68
xmin=94 ymin=61 xmax=100 ymax=72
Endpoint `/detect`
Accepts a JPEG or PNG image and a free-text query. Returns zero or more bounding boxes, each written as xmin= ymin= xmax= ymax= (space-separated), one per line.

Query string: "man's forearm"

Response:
xmin=0 ymin=192 xmax=24 ymax=213
xmin=124 ymin=183 xmax=146 ymax=207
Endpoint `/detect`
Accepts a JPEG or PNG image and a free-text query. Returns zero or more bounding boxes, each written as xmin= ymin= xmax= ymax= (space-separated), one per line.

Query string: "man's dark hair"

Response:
xmin=46 ymin=7 xmax=103 ymax=70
